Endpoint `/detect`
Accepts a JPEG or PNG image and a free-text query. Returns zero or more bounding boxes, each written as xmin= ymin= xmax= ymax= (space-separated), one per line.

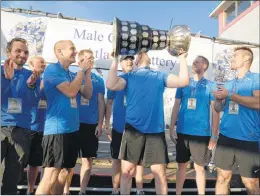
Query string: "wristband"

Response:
xmin=27 ymin=83 xmax=36 ymax=89
xmin=211 ymin=135 xmax=219 ymax=140
xmin=79 ymin=67 xmax=87 ymax=74
xmin=113 ymin=57 xmax=119 ymax=63
xmin=228 ymin=91 xmax=232 ymax=100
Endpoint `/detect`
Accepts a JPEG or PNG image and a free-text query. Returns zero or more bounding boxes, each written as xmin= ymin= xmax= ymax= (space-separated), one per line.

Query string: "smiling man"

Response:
xmin=213 ymin=46 xmax=260 ymax=195
xmin=36 ymin=40 xmax=93 ymax=195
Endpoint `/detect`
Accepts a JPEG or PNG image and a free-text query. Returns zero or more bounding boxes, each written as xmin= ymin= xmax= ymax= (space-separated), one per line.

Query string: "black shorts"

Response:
xmin=28 ymin=131 xmax=43 ymax=167
xmin=119 ymin=123 xmax=169 ymax=165
xmin=110 ymin=128 xmax=123 ymax=159
xmin=176 ymin=133 xmax=212 ymax=166
xmin=42 ymin=131 xmax=79 ymax=169
xmin=215 ymin=134 xmax=260 ymax=178
xmin=79 ymin=123 xmax=99 ymax=158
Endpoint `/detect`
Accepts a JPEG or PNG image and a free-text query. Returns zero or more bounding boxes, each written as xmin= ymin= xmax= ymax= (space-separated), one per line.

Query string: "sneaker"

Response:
xmin=78 ymin=191 xmax=86 ymax=195
xmin=27 ymin=192 xmax=34 ymax=195
xmin=111 ymin=190 xmax=120 ymax=195
xmin=136 ymin=190 xmax=145 ymax=195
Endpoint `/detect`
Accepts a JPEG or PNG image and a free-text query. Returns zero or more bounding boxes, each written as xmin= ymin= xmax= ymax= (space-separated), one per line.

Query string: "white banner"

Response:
xmin=1 ymin=11 xmax=259 ymax=74
xmin=1 ymin=10 xmax=259 ymax=126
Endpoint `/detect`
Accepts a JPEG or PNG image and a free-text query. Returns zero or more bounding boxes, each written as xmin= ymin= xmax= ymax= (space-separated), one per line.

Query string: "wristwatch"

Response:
xmin=79 ymin=67 xmax=87 ymax=74
xmin=228 ymin=91 xmax=232 ymax=100
xmin=211 ymin=135 xmax=219 ymax=140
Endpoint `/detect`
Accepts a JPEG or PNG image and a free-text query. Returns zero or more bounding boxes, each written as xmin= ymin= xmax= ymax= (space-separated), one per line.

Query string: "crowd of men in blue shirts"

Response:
xmin=1 ymin=37 xmax=259 ymax=195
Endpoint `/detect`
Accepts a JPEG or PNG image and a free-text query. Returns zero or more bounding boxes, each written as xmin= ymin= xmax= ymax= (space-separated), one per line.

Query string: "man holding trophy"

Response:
xmin=213 ymin=46 xmax=260 ymax=195
xmin=107 ymin=18 xmax=191 ymax=195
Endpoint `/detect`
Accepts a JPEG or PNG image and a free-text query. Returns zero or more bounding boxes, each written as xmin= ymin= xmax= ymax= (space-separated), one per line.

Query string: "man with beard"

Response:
xmin=170 ymin=55 xmax=220 ymax=195
xmin=35 ymin=40 xmax=93 ymax=195
xmin=105 ymin=55 xmax=145 ymax=195
xmin=213 ymin=46 xmax=260 ymax=195
xmin=1 ymin=38 xmax=41 ymax=194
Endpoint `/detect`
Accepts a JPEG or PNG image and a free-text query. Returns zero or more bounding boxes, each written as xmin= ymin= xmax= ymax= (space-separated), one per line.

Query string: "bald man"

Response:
xmin=36 ymin=40 xmax=93 ymax=195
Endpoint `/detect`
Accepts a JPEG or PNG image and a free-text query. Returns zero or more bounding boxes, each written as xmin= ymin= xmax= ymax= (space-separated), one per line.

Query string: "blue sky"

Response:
xmin=1 ymin=1 xmax=220 ymax=37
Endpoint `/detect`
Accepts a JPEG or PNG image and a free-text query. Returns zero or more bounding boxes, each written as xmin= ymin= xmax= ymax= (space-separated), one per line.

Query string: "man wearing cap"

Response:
xmin=105 ymin=55 xmax=144 ymax=195
xmin=106 ymin=50 xmax=189 ymax=195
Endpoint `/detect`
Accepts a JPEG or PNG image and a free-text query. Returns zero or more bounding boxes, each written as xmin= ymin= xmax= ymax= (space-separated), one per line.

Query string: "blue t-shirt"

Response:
xmin=120 ymin=67 xmax=168 ymax=133
xmin=175 ymin=77 xmax=216 ymax=136
xmin=43 ymin=62 xmax=79 ymax=135
xmin=78 ymin=72 xmax=105 ymax=124
xmin=107 ymin=89 xmax=126 ymax=133
xmin=220 ymin=72 xmax=260 ymax=142
xmin=30 ymin=78 xmax=47 ymax=132
xmin=1 ymin=65 xmax=38 ymax=129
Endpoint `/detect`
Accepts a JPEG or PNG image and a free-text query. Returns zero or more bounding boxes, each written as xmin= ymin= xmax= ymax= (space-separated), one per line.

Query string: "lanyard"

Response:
xmin=190 ymin=77 xmax=205 ymax=97
xmin=231 ymin=71 xmax=250 ymax=94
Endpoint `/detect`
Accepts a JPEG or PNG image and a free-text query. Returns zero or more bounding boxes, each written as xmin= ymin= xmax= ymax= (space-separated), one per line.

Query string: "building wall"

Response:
xmin=219 ymin=4 xmax=259 ymax=73
xmin=220 ymin=4 xmax=259 ymax=43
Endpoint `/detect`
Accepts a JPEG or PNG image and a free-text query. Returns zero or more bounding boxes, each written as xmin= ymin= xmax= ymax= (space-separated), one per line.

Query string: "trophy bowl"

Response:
xmin=112 ymin=17 xmax=191 ymax=57
xmin=168 ymin=25 xmax=191 ymax=56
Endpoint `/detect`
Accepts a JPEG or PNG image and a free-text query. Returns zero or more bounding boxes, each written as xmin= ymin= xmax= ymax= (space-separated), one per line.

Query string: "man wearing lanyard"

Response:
xmin=105 ymin=55 xmax=144 ymax=195
xmin=1 ymin=38 xmax=41 ymax=194
xmin=170 ymin=55 xmax=220 ymax=195
xmin=63 ymin=49 xmax=105 ymax=195
xmin=213 ymin=46 xmax=260 ymax=195
xmin=27 ymin=56 xmax=47 ymax=195
xmin=36 ymin=40 xmax=93 ymax=195
xmin=107 ymin=50 xmax=189 ymax=195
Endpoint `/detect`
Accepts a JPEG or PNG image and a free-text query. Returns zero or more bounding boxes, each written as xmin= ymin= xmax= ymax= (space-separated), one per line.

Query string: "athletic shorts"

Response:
xmin=42 ymin=131 xmax=79 ymax=169
xmin=28 ymin=131 xmax=43 ymax=167
xmin=176 ymin=133 xmax=212 ymax=166
xmin=78 ymin=123 xmax=99 ymax=158
xmin=119 ymin=123 xmax=169 ymax=165
xmin=215 ymin=134 xmax=260 ymax=178
xmin=110 ymin=128 xmax=123 ymax=159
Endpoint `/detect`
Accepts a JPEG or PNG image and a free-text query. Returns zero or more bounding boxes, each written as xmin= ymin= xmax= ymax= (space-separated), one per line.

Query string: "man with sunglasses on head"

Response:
xmin=105 ymin=55 xmax=145 ymax=195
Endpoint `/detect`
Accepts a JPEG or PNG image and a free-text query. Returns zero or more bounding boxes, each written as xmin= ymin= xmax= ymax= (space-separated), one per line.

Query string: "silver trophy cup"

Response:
xmin=213 ymin=48 xmax=236 ymax=88
xmin=112 ymin=17 xmax=191 ymax=56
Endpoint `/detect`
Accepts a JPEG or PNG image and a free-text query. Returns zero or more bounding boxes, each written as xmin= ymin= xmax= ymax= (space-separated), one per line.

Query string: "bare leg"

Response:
xmin=135 ymin=165 xmax=144 ymax=193
xmin=35 ymin=167 xmax=61 ymax=195
xmin=194 ymin=163 xmax=206 ymax=195
xmin=120 ymin=160 xmax=136 ymax=195
xmin=27 ymin=166 xmax=39 ymax=194
xmin=80 ymin=158 xmax=93 ymax=193
xmin=176 ymin=162 xmax=188 ymax=195
xmin=63 ymin=168 xmax=74 ymax=194
xmin=215 ymin=168 xmax=232 ymax=195
xmin=241 ymin=176 xmax=260 ymax=195
xmin=112 ymin=159 xmax=121 ymax=193
xmin=150 ymin=164 xmax=168 ymax=195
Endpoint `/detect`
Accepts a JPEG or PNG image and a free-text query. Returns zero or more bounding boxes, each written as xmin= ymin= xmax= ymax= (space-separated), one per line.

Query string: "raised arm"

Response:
xmin=80 ymin=70 xmax=93 ymax=99
xmin=166 ymin=53 xmax=189 ymax=88
xmin=57 ymin=70 xmax=85 ymax=98
xmin=106 ymin=52 xmax=126 ymax=91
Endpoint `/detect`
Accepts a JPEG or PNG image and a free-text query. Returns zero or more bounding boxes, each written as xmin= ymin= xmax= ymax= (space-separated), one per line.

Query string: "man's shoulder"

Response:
xmin=44 ymin=63 xmax=60 ymax=74
xmin=248 ymin=72 xmax=260 ymax=80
